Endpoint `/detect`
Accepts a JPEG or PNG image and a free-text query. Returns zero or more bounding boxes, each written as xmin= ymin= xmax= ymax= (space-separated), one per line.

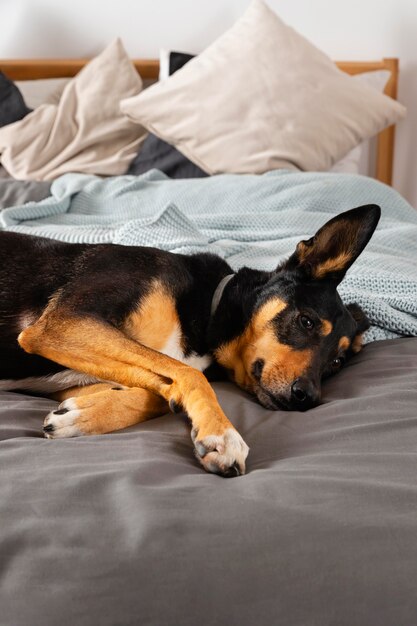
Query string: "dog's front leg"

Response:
xmin=19 ymin=313 xmax=249 ymax=476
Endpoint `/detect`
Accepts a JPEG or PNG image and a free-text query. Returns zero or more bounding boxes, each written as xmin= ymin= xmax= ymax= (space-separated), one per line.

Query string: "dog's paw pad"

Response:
xmin=193 ymin=428 xmax=249 ymax=477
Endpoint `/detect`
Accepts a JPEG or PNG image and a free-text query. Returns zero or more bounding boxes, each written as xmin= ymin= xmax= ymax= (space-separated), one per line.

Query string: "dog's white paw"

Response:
xmin=192 ymin=427 xmax=249 ymax=477
xmin=43 ymin=399 xmax=83 ymax=439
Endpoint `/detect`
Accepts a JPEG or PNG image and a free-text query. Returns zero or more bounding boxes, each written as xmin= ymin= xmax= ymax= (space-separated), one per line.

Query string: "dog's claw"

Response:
xmin=169 ymin=398 xmax=182 ymax=413
xmin=222 ymin=462 xmax=242 ymax=478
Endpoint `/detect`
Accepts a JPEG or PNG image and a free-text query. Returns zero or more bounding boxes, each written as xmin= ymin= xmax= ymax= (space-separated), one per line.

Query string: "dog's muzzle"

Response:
xmin=255 ymin=378 xmax=320 ymax=412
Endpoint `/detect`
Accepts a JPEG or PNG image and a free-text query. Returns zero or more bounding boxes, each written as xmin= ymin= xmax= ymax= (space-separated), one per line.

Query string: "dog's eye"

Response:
xmin=300 ymin=315 xmax=314 ymax=330
xmin=331 ymin=357 xmax=343 ymax=370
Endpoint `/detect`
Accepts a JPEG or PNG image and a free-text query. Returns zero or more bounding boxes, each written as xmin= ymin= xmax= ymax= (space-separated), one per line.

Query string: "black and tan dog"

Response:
xmin=0 ymin=204 xmax=380 ymax=476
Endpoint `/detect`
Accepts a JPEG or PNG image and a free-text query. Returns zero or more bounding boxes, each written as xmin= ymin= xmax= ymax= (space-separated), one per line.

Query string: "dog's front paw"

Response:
xmin=192 ymin=427 xmax=249 ymax=477
xmin=43 ymin=399 xmax=83 ymax=438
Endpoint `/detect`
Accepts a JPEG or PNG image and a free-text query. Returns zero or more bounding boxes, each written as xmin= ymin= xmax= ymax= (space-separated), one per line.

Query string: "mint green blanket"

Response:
xmin=1 ymin=170 xmax=416 ymax=342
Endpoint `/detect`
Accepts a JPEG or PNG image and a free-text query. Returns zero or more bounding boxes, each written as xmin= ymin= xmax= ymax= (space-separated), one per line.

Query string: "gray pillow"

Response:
xmin=168 ymin=51 xmax=194 ymax=76
xmin=127 ymin=133 xmax=207 ymax=178
xmin=0 ymin=72 xmax=31 ymax=127
xmin=128 ymin=51 xmax=207 ymax=179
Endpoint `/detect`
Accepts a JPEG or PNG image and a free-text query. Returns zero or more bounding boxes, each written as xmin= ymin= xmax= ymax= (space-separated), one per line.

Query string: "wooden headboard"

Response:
xmin=0 ymin=57 xmax=399 ymax=186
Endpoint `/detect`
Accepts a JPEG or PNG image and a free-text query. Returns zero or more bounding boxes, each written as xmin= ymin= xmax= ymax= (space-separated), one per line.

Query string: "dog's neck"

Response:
xmin=206 ymin=266 xmax=272 ymax=354
xmin=178 ymin=254 xmax=271 ymax=359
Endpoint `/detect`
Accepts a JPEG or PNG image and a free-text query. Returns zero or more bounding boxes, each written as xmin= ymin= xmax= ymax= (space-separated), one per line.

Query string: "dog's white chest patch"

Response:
xmin=160 ymin=326 xmax=212 ymax=372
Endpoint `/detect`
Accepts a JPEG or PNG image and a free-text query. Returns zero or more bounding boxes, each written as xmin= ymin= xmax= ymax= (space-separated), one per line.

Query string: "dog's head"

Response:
xmin=214 ymin=204 xmax=380 ymax=410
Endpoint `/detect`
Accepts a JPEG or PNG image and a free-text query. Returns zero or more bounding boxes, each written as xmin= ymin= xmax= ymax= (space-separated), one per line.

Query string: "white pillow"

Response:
xmin=331 ymin=70 xmax=391 ymax=174
xmin=121 ymin=0 xmax=405 ymax=175
xmin=0 ymin=39 xmax=146 ymax=181
xmin=158 ymin=49 xmax=170 ymax=83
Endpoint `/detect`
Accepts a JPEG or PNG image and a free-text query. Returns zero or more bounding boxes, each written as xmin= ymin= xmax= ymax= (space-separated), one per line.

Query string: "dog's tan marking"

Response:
xmin=338 ymin=336 xmax=350 ymax=352
xmin=214 ymin=298 xmax=286 ymax=389
xmin=123 ymin=282 xmax=180 ymax=352
xmin=215 ymin=298 xmax=312 ymax=393
xmin=255 ymin=298 xmax=288 ymax=326
xmin=122 ymin=282 xmax=211 ymax=371
xmin=321 ymin=319 xmax=333 ymax=336
xmin=351 ymin=333 xmax=364 ymax=353
xmin=313 ymin=252 xmax=352 ymax=279
xmin=18 ymin=304 xmax=248 ymax=474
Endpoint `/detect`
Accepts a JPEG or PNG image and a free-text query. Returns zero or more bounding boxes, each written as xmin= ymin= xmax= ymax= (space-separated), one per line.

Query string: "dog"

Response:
xmin=0 ymin=204 xmax=380 ymax=477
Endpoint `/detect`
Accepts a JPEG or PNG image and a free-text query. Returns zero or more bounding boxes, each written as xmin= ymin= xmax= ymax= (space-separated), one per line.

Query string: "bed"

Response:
xmin=1 ymin=33 xmax=417 ymax=626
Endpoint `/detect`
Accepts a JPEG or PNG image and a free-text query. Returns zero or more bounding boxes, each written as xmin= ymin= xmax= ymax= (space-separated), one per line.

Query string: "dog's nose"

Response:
xmin=291 ymin=378 xmax=320 ymax=410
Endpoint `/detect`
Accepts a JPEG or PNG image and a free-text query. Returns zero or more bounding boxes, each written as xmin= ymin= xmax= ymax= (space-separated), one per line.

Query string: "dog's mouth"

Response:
xmin=254 ymin=385 xmax=291 ymax=411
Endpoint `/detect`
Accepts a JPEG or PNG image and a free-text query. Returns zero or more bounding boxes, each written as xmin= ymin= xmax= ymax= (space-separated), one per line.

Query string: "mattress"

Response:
xmin=1 ymin=337 xmax=416 ymax=626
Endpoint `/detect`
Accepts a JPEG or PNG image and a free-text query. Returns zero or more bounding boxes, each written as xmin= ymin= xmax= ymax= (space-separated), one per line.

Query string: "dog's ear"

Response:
xmin=346 ymin=303 xmax=370 ymax=353
xmin=282 ymin=205 xmax=381 ymax=285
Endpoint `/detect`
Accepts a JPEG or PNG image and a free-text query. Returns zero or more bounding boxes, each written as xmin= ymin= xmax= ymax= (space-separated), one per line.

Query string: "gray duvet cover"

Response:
xmin=0 ymin=166 xmax=51 ymax=209
xmin=1 ymin=337 xmax=416 ymax=626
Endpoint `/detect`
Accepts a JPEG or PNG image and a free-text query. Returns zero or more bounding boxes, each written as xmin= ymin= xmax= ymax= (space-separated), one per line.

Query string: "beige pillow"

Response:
xmin=0 ymin=39 xmax=146 ymax=181
xmin=15 ymin=78 xmax=70 ymax=109
xmin=121 ymin=0 xmax=406 ymax=175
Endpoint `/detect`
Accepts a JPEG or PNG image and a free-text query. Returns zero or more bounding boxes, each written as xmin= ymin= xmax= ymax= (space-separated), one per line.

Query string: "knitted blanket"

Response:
xmin=1 ymin=169 xmax=416 ymax=342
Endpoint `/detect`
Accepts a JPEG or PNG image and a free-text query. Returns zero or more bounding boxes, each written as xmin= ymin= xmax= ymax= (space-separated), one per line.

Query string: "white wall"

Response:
xmin=1 ymin=0 xmax=417 ymax=207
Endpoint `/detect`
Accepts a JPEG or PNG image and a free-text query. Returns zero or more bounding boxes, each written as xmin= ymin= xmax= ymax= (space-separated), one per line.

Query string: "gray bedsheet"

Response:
xmin=0 ymin=166 xmax=51 ymax=209
xmin=1 ymin=337 xmax=417 ymax=626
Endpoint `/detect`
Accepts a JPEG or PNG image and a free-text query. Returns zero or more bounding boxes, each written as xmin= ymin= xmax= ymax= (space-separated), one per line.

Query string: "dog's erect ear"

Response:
xmin=283 ymin=205 xmax=381 ymax=285
xmin=346 ymin=303 xmax=370 ymax=353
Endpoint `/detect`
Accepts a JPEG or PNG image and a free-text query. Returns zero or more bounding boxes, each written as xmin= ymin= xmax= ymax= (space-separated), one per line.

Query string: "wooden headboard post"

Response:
xmin=337 ymin=58 xmax=399 ymax=186
xmin=0 ymin=57 xmax=399 ymax=185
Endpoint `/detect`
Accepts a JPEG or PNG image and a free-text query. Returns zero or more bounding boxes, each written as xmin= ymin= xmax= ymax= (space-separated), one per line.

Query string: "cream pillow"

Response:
xmin=0 ymin=39 xmax=146 ymax=181
xmin=15 ymin=78 xmax=70 ymax=109
xmin=121 ymin=0 xmax=405 ymax=175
